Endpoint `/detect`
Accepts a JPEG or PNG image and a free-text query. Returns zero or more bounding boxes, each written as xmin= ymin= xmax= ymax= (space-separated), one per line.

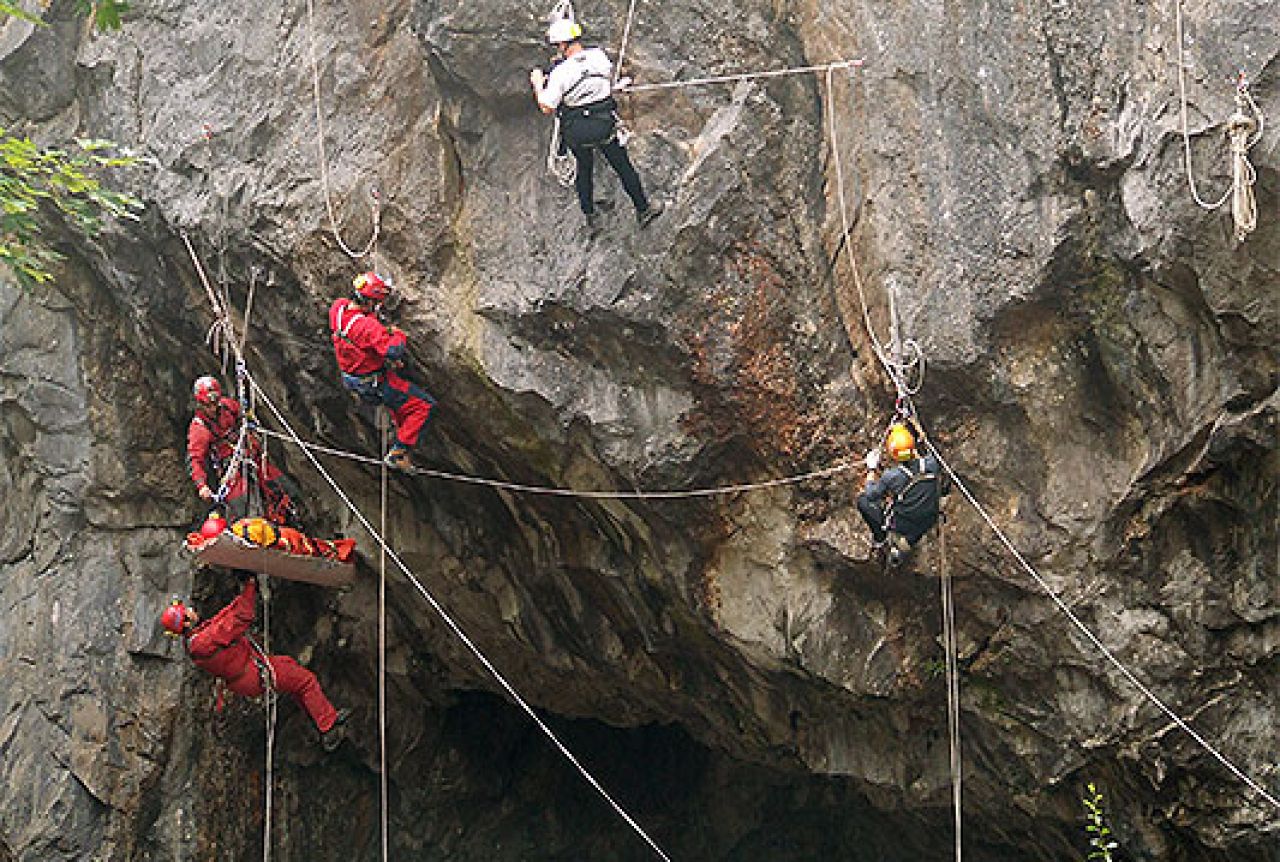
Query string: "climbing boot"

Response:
xmin=384 ymin=446 xmax=413 ymax=472
xmin=321 ymin=708 xmax=350 ymax=752
xmin=585 ymin=212 xmax=604 ymax=237
xmin=637 ymin=199 xmax=665 ymax=228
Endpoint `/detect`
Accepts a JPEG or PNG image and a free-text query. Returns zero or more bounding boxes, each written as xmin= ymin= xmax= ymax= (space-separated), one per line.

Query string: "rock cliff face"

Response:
xmin=0 ymin=0 xmax=1275 ymax=859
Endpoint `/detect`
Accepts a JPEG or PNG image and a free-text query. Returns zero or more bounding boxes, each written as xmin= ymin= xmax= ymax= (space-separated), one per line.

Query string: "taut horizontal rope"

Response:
xmin=257 ymin=428 xmax=853 ymax=499
xmin=618 ymin=58 xmax=862 ymax=94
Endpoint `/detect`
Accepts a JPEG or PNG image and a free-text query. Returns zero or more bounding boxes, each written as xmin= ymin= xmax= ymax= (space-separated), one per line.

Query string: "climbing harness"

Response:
xmin=303 ymin=0 xmax=381 ymax=260
xmin=1173 ymin=0 xmax=1264 ymax=242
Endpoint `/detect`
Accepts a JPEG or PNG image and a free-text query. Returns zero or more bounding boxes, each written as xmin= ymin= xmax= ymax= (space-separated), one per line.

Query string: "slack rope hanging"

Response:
xmin=303 ymin=0 xmax=382 ymax=259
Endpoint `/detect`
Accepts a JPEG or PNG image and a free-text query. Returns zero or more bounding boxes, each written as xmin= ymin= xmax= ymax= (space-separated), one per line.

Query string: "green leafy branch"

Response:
xmin=1082 ymin=782 xmax=1119 ymax=861
xmin=0 ymin=131 xmax=142 ymax=284
xmin=0 ymin=0 xmax=128 ymax=32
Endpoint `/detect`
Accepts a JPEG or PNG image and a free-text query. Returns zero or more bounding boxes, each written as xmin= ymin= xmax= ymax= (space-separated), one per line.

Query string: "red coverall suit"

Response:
xmin=186 ymin=578 xmax=339 ymax=733
xmin=329 ymin=298 xmax=435 ymax=449
xmin=187 ymin=396 xmax=286 ymax=519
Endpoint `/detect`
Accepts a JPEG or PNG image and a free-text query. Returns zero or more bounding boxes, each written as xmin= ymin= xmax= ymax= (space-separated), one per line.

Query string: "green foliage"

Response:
xmin=74 ymin=0 xmax=129 ymax=32
xmin=0 ymin=130 xmax=142 ymax=284
xmin=0 ymin=1 xmax=41 ymax=25
xmin=0 ymin=0 xmax=127 ymax=32
xmin=1082 ymin=782 xmax=1119 ymax=861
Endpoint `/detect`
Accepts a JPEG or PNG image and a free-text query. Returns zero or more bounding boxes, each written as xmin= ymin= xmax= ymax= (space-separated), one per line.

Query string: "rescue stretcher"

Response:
xmin=186 ymin=532 xmax=356 ymax=588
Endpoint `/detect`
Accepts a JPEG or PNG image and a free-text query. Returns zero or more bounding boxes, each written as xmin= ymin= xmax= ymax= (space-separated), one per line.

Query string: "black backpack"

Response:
xmin=889 ymin=458 xmax=944 ymax=531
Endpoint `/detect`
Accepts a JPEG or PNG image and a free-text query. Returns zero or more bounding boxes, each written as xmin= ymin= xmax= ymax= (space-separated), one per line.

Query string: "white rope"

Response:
xmin=823 ymin=65 xmax=914 ymax=400
xmin=1172 ymin=0 xmax=1263 ymax=240
xmin=925 ymin=441 xmax=1280 ymax=811
xmin=821 ymin=62 xmax=1278 ymax=811
xmin=378 ymin=412 xmax=390 ymax=862
xmin=937 ymin=522 xmax=962 ymax=861
xmin=245 ymin=374 xmax=674 ymax=861
xmin=303 ymin=0 xmax=381 ymax=259
xmin=613 ymin=0 xmax=639 ymax=88
xmin=547 ymin=116 xmax=577 ymax=188
xmin=256 ymin=427 xmax=853 ymax=499
xmin=261 ymin=580 xmax=278 ymax=862
xmin=619 ymin=58 xmax=862 ymax=95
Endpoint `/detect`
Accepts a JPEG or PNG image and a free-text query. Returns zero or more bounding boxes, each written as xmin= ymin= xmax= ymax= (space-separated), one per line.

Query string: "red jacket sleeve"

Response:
xmin=186 ymin=419 xmax=213 ymax=488
xmin=187 ymin=579 xmax=257 ymax=658
xmin=346 ymin=313 xmax=407 ymax=363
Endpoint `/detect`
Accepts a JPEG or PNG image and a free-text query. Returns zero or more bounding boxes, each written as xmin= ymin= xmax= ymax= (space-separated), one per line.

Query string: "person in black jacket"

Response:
xmin=857 ymin=422 xmax=944 ymax=564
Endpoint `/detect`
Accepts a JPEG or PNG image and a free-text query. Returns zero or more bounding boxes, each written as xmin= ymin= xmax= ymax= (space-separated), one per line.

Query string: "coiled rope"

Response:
xmin=303 ymin=0 xmax=382 ymax=259
xmin=1172 ymin=0 xmax=1264 ymax=242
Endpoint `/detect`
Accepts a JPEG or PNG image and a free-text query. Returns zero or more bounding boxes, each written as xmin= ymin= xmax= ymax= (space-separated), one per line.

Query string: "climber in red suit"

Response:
xmin=187 ymin=375 xmax=296 ymax=523
xmin=161 ymin=576 xmax=349 ymax=750
xmin=329 ymin=271 xmax=435 ymax=471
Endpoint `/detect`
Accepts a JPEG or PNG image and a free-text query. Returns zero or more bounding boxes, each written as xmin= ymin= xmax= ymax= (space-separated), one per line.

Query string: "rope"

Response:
xmin=303 ymin=0 xmax=382 ymax=259
xmin=823 ymin=65 xmax=919 ymax=400
xmin=547 ymin=116 xmax=577 ymax=188
xmin=1172 ymin=0 xmax=1264 ymax=240
xmin=245 ymin=374 xmax=673 ymax=860
xmin=378 ymin=412 xmax=390 ymax=862
xmin=613 ymin=0 xmax=639 ymax=88
xmin=256 ymin=427 xmax=853 ymax=499
xmin=260 ymin=579 xmax=278 ymax=862
xmin=619 ymin=58 xmax=862 ymax=95
xmin=820 ymin=63 xmax=1278 ymax=811
xmin=924 ymin=441 xmax=1280 ymax=810
xmin=937 ymin=522 xmax=962 ymax=861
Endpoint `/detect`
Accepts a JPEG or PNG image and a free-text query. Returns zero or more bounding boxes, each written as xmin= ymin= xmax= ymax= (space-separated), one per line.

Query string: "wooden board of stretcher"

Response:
xmin=187 ymin=533 xmax=356 ymax=588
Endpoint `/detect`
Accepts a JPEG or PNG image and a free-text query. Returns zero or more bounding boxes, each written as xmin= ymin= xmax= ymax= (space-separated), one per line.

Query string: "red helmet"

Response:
xmin=161 ymin=599 xmax=192 ymax=635
xmin=199 ymin=512 xmax=228 ymax=539
xmin=193 ymin=375 xmax=222 ymax=405
xmin=352 ymin=271 xmax=391 ymax=303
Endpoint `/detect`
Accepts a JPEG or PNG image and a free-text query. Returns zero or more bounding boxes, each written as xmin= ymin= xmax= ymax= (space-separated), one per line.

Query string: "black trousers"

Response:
xmin=857 ymin=495 xmax=889 ymax=544
xmin=571 ymin=140 xmax=649 ymax=216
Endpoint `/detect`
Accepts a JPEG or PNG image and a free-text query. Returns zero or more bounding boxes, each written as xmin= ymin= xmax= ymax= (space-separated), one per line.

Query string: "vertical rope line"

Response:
xmin=938 ymin=523 xmax=962 ymax=861
xmin=378 ymin=411 xmax=390 ymax=862
xmin=614 ymin=0 xmax=640 ymax=87
xmin=261 ymin=581 xmax=277 ymax=862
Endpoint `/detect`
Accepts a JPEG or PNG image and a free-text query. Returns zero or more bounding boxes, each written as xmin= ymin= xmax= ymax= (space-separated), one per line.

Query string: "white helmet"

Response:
xmin=547 ymin=18 xmax=582 ymax=44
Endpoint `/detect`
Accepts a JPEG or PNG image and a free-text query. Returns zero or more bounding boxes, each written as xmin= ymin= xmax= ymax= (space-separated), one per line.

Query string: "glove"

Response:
xmin=198 ymin=484 xmax=215 ymax=502
xmin=530 ymin=68 xmax=546 ymax=88
xmin=864 ymin=448 xmax=881 ymax=471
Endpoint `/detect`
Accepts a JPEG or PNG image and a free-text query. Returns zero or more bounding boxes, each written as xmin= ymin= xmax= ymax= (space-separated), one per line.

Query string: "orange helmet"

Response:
xmin=193 ymin=375 xmax=222 ymax=405
xmin=352 ymin=272 xmax=391 ymax=303
xmin=161 ymin=599 xmax=193 ymax=635
xmin=885 ymin=423 xmax=916 ymax=462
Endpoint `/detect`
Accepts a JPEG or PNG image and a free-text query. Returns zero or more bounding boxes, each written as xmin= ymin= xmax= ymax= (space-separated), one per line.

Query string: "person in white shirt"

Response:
xmin=530 ymin=19 xmax=664 ymax=234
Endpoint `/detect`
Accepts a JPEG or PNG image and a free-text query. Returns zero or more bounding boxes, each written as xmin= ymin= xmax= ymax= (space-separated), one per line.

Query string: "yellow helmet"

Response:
xmin=885 ymin=423 xmax=916 ymax=462
xmin=232 ymin=517 xmax=278 ymax=548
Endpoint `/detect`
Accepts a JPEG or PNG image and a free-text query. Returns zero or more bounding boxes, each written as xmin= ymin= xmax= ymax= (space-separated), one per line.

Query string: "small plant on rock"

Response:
xmin=1082 ymin=782 xmax=1119 ymax=861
